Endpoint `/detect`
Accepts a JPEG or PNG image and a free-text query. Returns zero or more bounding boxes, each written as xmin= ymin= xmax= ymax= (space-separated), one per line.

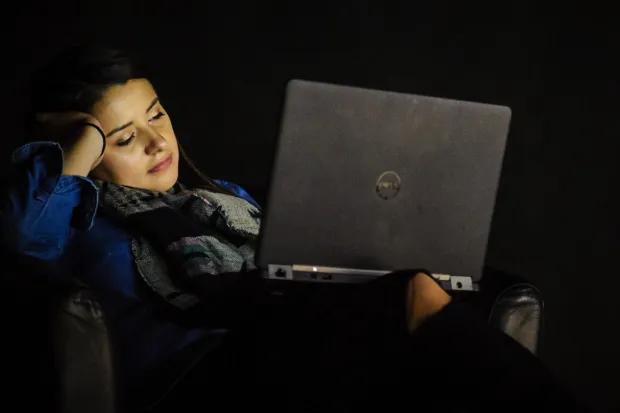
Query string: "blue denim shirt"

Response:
xmin=1 ymin=142 xmax=259 ymax=395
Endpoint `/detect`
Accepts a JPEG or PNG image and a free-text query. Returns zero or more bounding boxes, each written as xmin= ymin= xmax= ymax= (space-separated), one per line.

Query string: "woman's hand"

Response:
xmin=35 ymin=112 xmax=106 ymax=176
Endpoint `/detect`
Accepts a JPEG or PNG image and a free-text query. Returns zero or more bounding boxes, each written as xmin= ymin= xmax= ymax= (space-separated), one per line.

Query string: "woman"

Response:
xmin=3 ymin=45 xmax=588 ymax=412
xmin=5 ymin=45 xmax=264 ymax=409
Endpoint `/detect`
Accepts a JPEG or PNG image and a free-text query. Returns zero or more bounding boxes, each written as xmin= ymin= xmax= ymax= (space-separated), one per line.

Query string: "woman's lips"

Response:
xmin=149 ymin=154 xmax=173 ymax=173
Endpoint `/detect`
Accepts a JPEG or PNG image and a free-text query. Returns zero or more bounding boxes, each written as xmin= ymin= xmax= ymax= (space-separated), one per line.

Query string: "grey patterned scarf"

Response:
xmin=96 ymin=181 xmax=261 ymax=310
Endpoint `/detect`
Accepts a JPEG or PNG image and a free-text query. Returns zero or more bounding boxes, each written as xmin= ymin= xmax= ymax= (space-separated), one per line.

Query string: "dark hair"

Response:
xmin=27 ymin=44 xmax=234 ymax=195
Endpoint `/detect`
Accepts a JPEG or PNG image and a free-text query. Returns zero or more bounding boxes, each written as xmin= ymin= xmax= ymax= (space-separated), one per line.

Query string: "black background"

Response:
xmin=12 ymin=2 xmax=619 ymax=411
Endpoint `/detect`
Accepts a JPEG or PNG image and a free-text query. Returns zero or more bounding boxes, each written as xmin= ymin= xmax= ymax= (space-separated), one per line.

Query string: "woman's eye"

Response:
xmin=117 ymin=133 xmax=135 ymax=147
xmin=150 ymin=112 xmax=166 ymax=121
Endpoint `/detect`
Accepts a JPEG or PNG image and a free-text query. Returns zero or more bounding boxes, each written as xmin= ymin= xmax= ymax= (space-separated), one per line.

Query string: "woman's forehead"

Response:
xmin=94 ymin=79 xmax=158 ymax=120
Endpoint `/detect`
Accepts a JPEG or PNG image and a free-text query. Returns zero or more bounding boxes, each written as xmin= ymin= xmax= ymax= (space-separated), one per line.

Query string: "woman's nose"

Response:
xmin=145 ymin=133 xmax=167 ymax=154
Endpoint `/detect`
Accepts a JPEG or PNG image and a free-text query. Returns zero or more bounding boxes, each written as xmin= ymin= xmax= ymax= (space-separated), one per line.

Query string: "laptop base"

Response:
xmin=266 ymin=264 xmax=477 ymax=292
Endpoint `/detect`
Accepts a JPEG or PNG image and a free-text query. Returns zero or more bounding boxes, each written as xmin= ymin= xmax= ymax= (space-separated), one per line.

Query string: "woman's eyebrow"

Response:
xmin=106 ymin=97 xmax=161 ymax=138
xmin=106 ymin=122 xmax=133 ymax=138
xmin=146 ymin=97 xmax=159 ymax=113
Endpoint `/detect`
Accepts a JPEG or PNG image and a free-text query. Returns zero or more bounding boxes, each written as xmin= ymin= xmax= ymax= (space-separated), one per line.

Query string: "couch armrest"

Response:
xmin=52 ymin=288 xmax=117 ymax=413
xmin=488 ymin=283 xmax=543 ymax=354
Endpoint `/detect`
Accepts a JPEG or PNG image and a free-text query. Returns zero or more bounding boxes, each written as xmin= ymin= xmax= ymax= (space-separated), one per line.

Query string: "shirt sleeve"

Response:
xmin=1 ymin=142 xmax=99 ymax=261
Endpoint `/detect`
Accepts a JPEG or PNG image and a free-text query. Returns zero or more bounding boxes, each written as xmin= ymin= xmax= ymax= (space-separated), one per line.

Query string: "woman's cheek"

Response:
xmin=103 ymin=153 xmax=140 ymax=182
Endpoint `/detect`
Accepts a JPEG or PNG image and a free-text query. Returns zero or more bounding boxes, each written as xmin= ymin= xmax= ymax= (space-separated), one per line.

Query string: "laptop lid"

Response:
xmin=257 ymin=80 xmax=511 ymax=282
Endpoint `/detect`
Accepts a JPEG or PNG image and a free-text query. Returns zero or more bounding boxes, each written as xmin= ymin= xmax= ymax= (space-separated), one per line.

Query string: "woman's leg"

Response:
xmin=265 ymin=270 xmax=589 ymax=412
xmin=153 ymin=271 xmax=588 ymax=412
xmin=351 ymin=271 xmax=589 ymax=412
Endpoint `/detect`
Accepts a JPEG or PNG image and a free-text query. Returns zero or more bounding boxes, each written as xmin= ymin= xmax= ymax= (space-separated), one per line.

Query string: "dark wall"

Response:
xmin=12 ymin=3 xmax=619 ymax=411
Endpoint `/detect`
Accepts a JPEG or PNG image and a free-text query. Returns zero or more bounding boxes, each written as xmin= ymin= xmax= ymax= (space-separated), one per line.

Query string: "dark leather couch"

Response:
xmin=4 ymin=265 xmax=542 ymax=413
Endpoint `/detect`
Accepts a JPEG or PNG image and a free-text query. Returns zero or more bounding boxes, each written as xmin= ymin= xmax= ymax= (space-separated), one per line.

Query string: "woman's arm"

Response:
xmin=1 ymin=143 xmax=96 ymax=261
xmin=61 ymin=122 xmax=104 ymax=177
xmin=1 ymin=119 xmax=103 ymax=261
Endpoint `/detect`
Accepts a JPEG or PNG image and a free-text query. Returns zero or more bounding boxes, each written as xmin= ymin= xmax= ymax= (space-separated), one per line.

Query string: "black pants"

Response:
xmin=152 ymin=272 xmax=588 ymax=413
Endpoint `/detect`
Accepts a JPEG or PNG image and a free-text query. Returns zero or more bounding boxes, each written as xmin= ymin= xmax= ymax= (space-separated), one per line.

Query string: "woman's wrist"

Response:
xmin=62 ymin=124 xmax=105 ymax=177
xmin=81 ymin=122 xmax=106 ymax=157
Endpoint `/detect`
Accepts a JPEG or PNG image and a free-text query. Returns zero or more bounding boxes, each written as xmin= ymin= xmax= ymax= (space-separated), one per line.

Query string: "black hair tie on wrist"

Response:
xmin=82 ymin=122 xmax=106 ymax=157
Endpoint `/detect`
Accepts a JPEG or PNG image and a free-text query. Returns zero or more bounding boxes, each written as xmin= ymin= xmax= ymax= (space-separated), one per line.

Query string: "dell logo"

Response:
xmin=376 ymin=171 xmax=402 ymax=200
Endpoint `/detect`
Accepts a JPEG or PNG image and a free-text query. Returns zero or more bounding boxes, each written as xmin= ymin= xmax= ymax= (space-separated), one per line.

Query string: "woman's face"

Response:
xmin=90 ymin=79 xmax=179 ymax=192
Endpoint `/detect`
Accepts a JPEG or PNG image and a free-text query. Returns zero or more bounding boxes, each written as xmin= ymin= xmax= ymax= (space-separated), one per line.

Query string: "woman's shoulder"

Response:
xmin=215 ymin=180 xmax=260 ymax=208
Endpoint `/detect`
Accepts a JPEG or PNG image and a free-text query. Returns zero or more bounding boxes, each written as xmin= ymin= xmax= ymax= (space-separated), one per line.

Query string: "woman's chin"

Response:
xmin=157 ymin=172 xmax=179 ymax=192
xmin=144 ymin=168 xmax=179 ymax=192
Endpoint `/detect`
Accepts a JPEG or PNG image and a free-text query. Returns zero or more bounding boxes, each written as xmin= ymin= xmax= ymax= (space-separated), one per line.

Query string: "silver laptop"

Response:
xmin=257 ymin=80 xmax=511 ymax=291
